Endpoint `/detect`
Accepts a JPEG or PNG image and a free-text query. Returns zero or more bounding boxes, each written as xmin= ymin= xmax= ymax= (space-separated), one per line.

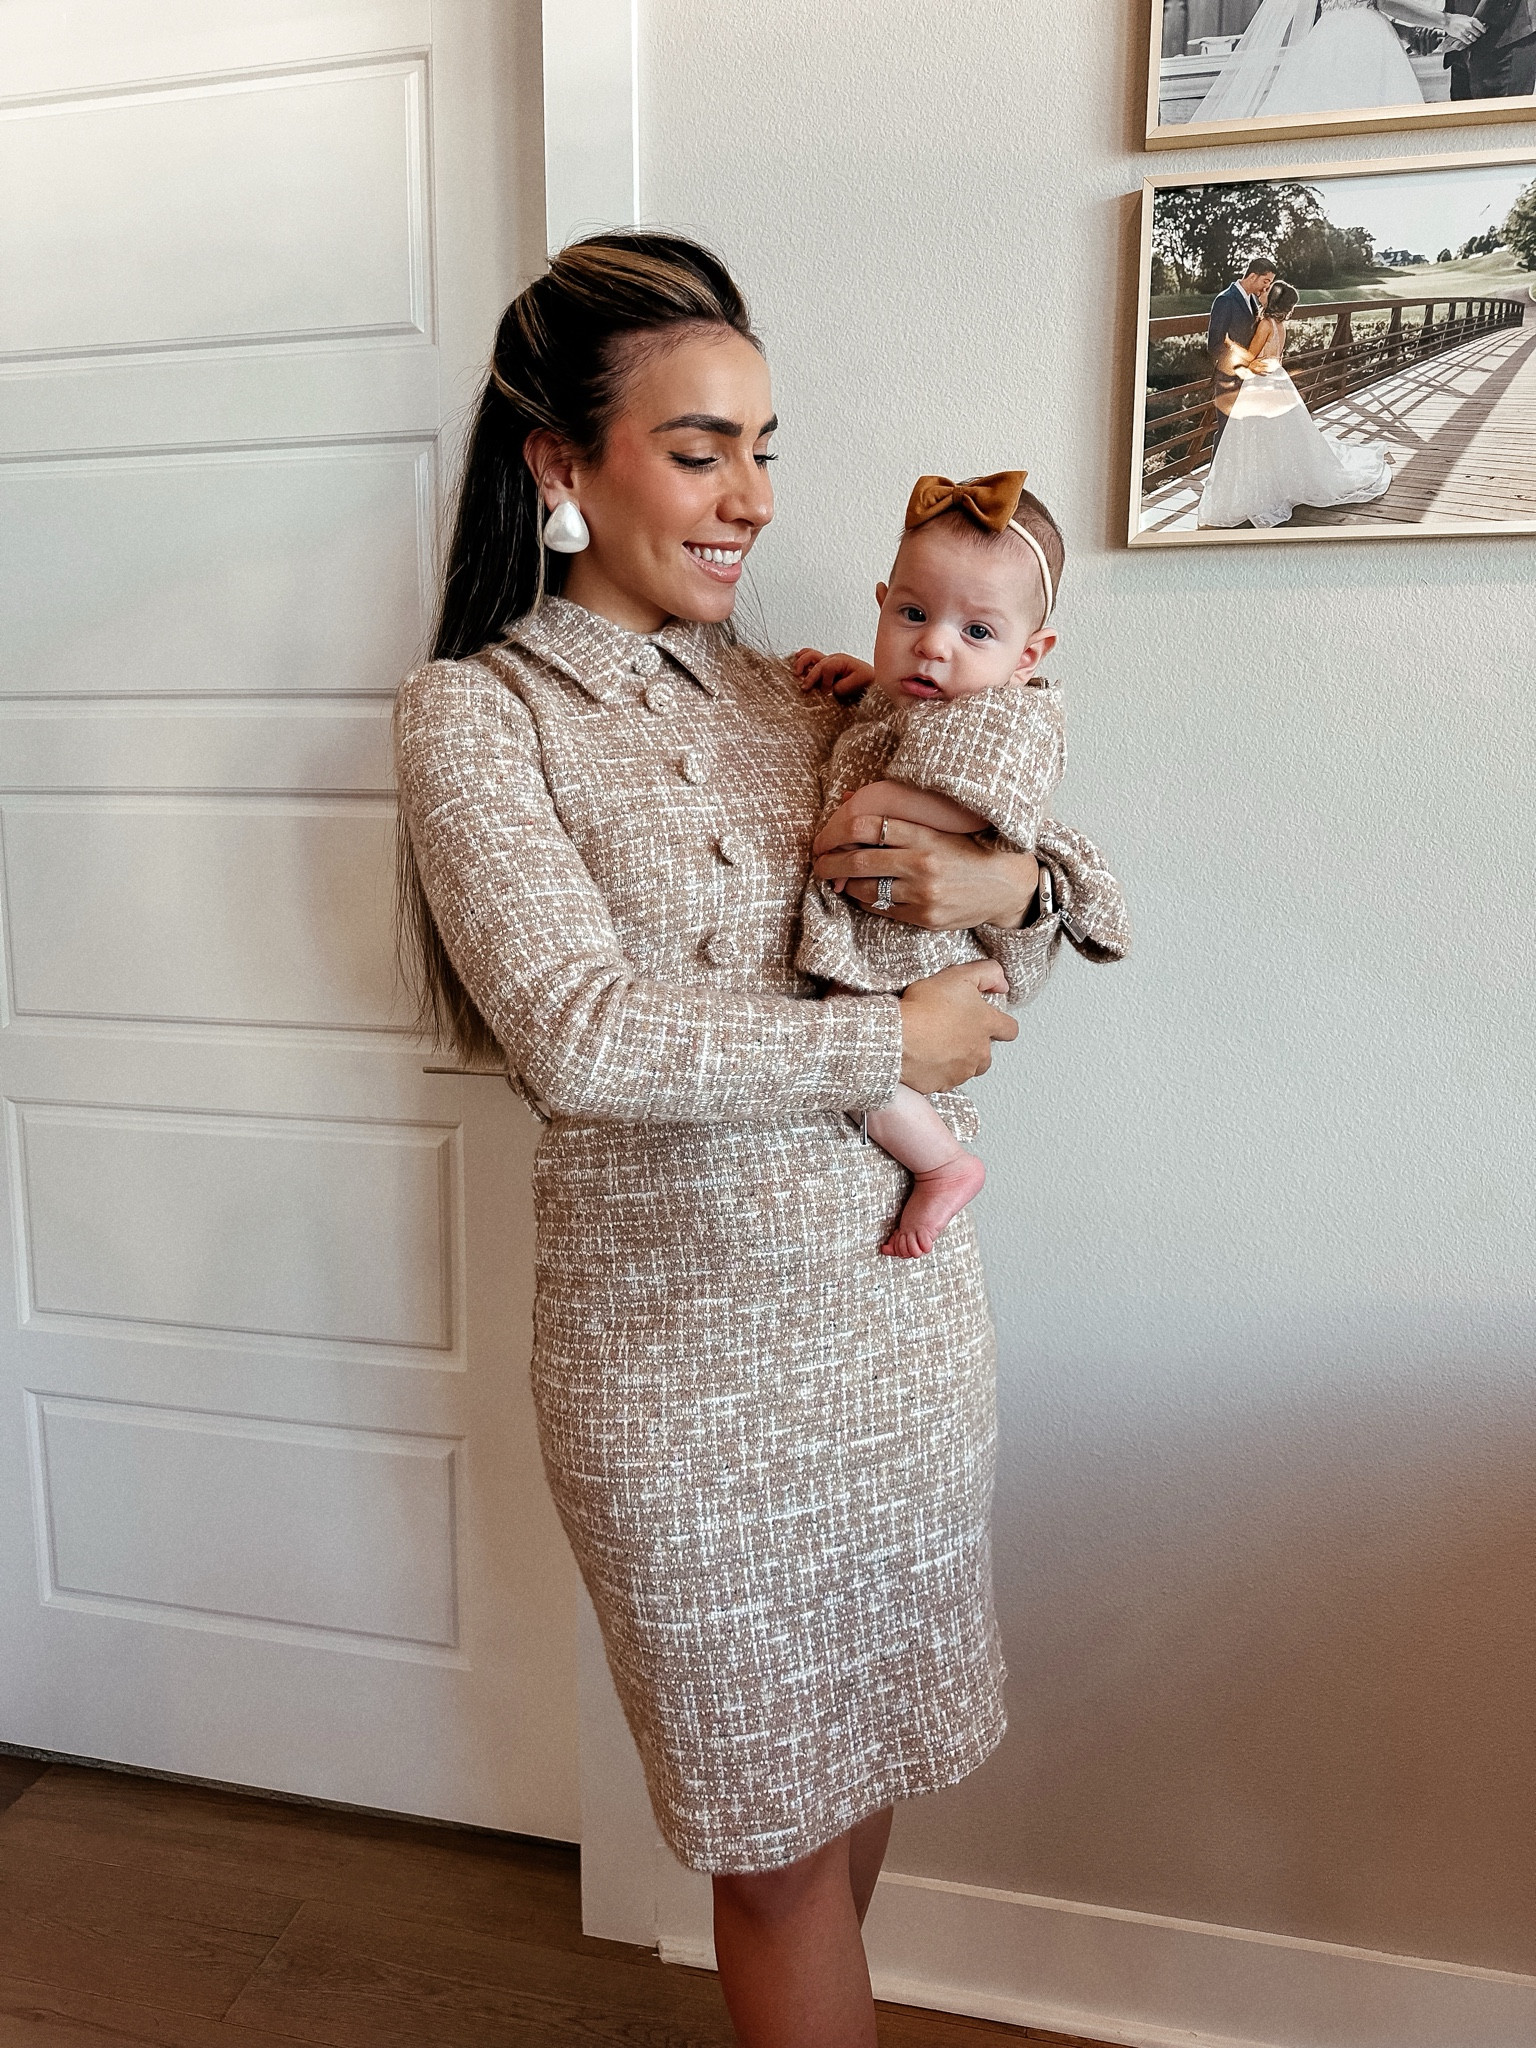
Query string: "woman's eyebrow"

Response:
xmin=651 ymin=412 xmax=780 ymax=437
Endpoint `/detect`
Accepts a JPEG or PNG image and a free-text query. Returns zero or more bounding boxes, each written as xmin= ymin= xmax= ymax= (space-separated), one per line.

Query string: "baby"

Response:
xmin=792 ymin=470 xmax=1067 ymax=1259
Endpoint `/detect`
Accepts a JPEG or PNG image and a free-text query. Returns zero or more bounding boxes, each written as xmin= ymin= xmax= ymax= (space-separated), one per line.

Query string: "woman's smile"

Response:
xmin=684 ymin=540 xmax=747 ymax=583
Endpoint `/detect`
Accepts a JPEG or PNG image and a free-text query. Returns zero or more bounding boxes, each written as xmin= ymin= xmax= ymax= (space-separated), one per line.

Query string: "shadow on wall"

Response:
xmin=913 ymin=1331 xmax=1536 ymax=1976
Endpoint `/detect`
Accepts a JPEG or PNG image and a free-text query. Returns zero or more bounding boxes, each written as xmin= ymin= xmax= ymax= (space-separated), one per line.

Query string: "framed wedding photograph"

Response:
xmin=1128 ymin=147 xmax=1536 ymax=547
xmin=1148 ymin=0 xmax=1536 ymax=149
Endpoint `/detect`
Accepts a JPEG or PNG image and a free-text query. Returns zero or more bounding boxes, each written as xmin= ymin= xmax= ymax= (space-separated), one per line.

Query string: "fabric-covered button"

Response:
xmin=715 ymin=833 xmax=742 ymax=866
xmin=680 ymin=749 xmax=708 ymax=784
xmin=702 ymin=930 xmax=735 ymax=966
xmin=644 ymin=681 xmax=675 ymax=714
xmin=630 ymin=645 xmax=662 ymax=677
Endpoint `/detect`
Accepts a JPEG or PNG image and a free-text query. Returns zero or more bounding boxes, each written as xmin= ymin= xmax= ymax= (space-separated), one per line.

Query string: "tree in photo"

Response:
xmin=1502 ymin=179 xmax=1536 ymax=269
xmin=1153 ymin=182 xmax=1375 ymax=296
xmin=1274 ymin=216 xmax=1379 ymax=289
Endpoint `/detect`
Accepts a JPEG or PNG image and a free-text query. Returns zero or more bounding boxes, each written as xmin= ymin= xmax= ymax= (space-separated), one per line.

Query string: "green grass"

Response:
xmin=1150 ymin=276 xmax=1379 ymax=318
xmin=1342 ymin=250 xmax=1532 ymax=300
xmin=1149 ymin=250 xmax=1533 ymax=321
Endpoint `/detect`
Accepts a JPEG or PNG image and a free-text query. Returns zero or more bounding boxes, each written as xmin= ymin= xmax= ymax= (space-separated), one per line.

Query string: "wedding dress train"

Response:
xmin=1267 ymin=0 xmax=1423 ymax=113
xmin=1198 ymin=337 xmax=1393 ymax=529
xmin=1198 ymin=0 xmax=1430 ymax=123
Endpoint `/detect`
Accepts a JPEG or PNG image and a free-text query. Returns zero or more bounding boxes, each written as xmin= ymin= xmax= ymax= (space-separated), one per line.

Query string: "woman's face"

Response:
xmin=543 ymin=327 xmax=777 ymax=634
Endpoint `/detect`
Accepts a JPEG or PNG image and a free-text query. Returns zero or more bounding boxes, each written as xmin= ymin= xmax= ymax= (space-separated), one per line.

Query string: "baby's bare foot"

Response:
xmin=880 ymin=1151 xmax=986 ymax=1258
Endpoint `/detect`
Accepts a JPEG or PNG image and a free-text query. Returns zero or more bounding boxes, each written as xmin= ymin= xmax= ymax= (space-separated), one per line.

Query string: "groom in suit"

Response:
xmin=1445 ymin=0 xmax=1536 ymax=100
xmin=1207 ymin=257 xmax=1276 ymax=451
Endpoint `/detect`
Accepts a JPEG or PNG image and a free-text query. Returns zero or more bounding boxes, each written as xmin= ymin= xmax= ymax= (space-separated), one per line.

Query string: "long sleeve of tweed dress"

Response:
xmin=885 ymin=677 xmax=1066 ymax=849
xmin=885 ymin=680 xmax=1132 ymax=987
xmin=394 ymin=655 xmax=903 ymax=1123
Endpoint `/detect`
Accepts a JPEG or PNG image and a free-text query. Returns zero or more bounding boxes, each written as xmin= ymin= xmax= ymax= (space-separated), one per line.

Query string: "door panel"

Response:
xmin=0 ymin=60 xmax=429 ymax=359
xmin=3 ymin=798 xmax=399 ymax=1026
xmin=0 ymin=0 xmax=578 ymax=1836
xmin=32 ymin=1395 xmax=460 ymax=1653
xmin=14 ymin=1101 xmax=457 ymax=1351
xmin=0 ymin=441 xmax=434 ymax=695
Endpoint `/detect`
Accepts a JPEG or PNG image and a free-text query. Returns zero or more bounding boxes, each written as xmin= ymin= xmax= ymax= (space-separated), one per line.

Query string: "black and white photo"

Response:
xmin=1149 ymin=0 xmax=1536 ymax=145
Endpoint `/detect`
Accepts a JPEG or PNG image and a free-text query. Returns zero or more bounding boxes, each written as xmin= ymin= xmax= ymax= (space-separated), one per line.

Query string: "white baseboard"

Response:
xmin=580 ymin=1610 xmax=1536 ymax=2048
xmin=656 ymin=1864 xmax=1536 ymax=2048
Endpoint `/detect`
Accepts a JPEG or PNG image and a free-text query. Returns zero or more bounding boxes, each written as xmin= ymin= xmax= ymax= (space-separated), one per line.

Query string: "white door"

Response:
xmin=0 ymin=0 xmax=581 ymax=1839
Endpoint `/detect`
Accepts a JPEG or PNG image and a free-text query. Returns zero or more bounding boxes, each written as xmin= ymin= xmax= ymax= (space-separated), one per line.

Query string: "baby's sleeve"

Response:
xmin=882 ymin=681 xmax=1066 ymax=850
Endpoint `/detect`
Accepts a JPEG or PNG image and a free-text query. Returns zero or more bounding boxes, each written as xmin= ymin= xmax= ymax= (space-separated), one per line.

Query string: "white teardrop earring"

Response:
xmin=542 ymin=498 xmax=590 ymax=553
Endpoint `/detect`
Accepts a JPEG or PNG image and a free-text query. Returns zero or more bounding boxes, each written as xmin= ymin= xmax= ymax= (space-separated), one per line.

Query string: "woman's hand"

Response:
xmin=813 ymin=807 xmax=1041 ymax=931
xmin=1382 ymin=0 xmax=1481 ymax=45
xmin=813 ymin=778 xmax=986 ymax=852
xmin=791 ymin=647 xmax=876 ymax=701
xmin=898 ymin=962 xmax=1019 ymax=1094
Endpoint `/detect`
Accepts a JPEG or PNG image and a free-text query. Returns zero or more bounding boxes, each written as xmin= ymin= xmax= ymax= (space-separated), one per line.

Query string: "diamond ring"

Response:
xmin=875 ymin=875 xmax=894 ymax=911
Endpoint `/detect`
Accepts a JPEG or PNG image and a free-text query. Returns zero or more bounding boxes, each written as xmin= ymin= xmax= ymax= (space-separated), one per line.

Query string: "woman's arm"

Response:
xmin=811 ymin=806 xmax=1130 ymax=1002
xmin=813 ymin=818 xmax=1040 ymax=929
xmin=1241 ymin=316 xmax=1277 ymax=370
xmin=395 ymin=662 xmax=1012 ymax=1121
xmin=813 ymin=684 xmax=1065 ymax=927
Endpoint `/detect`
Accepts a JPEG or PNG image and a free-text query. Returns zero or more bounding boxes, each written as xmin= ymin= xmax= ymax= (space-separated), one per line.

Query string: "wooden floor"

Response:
xmin=1139 ymin=317 xmax=1536 ymax=534
xmin=0 ymin=1755 xmax=1114 ymax=2047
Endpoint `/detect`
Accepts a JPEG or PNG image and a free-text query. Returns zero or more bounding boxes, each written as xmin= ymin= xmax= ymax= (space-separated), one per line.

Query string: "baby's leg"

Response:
xmin=865 ymin=1083 xmax=986 ymax=1259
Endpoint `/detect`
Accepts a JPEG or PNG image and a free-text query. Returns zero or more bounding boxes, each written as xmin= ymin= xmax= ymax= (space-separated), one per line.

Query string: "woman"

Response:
xmin=1200 ymin=278 xmax=1393 ymax=529
xmin=1197 ymin=0 xmax=1483 ymax=121
xmin=394 ymin=231 xmax=1125 ymax=2047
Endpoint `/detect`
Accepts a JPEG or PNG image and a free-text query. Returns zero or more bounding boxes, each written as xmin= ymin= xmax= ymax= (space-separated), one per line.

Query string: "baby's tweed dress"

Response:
xmin=394 ymin=597 xmax=1118 ymax=1873
xmin=798 ymin=675 xmax=1129 ymax=997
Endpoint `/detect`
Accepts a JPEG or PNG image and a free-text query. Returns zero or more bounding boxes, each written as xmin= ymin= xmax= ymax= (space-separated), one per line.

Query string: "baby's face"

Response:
xmin=871 ymin=525 xmax=1050 ymax=705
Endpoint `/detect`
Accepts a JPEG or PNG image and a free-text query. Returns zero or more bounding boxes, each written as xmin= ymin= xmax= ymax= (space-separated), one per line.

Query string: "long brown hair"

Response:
xmin=396 ymin=231 xmax=760 ymax=1065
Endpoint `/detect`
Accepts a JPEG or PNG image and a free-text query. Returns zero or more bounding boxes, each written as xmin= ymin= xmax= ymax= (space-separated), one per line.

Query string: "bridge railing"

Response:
xmin=1142 ymin=295 xmax=1524 ymax=492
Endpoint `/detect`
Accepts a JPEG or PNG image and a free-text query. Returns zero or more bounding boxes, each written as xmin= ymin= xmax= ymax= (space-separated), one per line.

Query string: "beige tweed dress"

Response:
xmin=393 ymin=596 xmax=1125 ymax=1873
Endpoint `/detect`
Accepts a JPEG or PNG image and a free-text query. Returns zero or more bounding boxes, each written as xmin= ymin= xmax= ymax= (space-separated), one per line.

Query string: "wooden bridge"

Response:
xmin=1141 ymin=294 xmax=1523 ymax=491
xmin=1138 ymin=299 xmax=1536 ymax=534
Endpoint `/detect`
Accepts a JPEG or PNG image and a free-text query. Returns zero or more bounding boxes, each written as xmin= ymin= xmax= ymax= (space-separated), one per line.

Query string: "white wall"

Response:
xmin=640 ymin=0 xmax=1536 ymax=1977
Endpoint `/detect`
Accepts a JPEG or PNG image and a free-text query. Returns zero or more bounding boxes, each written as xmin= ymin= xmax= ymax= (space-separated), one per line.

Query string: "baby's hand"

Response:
xmin=791 ymin=648 xmax=876 ymax=701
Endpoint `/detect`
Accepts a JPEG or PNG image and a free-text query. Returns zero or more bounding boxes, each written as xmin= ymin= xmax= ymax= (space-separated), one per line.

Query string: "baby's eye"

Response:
xmin=899 ymin=605 xmax=926 ymax=623
xmin=964 ymin=623 xmax=995 ymax=641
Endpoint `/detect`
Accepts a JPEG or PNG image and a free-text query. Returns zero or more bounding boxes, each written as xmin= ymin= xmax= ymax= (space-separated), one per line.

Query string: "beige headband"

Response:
xmin=1004 ymin=517 xmax=1055 ymax=623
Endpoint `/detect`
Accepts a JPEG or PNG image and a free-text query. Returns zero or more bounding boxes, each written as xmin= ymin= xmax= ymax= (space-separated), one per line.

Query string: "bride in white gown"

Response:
xmin=1198 ymin=0 xmax=1485 ymax=122
xmin=1199 ymin=281 xmax=1393 ymax=529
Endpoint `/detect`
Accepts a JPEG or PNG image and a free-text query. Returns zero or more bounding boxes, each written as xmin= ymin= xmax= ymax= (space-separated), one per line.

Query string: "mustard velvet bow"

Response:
xmin=904 ymin=470 xmax=1029 ymax=535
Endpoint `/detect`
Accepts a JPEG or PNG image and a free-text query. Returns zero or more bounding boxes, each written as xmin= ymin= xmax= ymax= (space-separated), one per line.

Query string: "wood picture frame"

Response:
xmin=1128 ymin=146 xmax=1536 ymax=547
xmin=1147 ymin=0 xmax=1536 ymax=150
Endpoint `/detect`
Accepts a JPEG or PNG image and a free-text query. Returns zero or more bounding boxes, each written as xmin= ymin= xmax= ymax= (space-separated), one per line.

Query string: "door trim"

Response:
xmin=541 ymin=0 xmax=639 ymax=254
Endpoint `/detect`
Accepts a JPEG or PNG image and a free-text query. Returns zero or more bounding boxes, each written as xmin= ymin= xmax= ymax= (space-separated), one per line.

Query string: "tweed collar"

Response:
xmin=508 ymin=596 xmax=726 ymax=702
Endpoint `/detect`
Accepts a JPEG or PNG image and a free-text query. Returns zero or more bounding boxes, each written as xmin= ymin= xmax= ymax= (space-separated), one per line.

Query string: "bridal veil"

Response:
xmin=1195 ymin=0 xmax=1318 ymax=121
